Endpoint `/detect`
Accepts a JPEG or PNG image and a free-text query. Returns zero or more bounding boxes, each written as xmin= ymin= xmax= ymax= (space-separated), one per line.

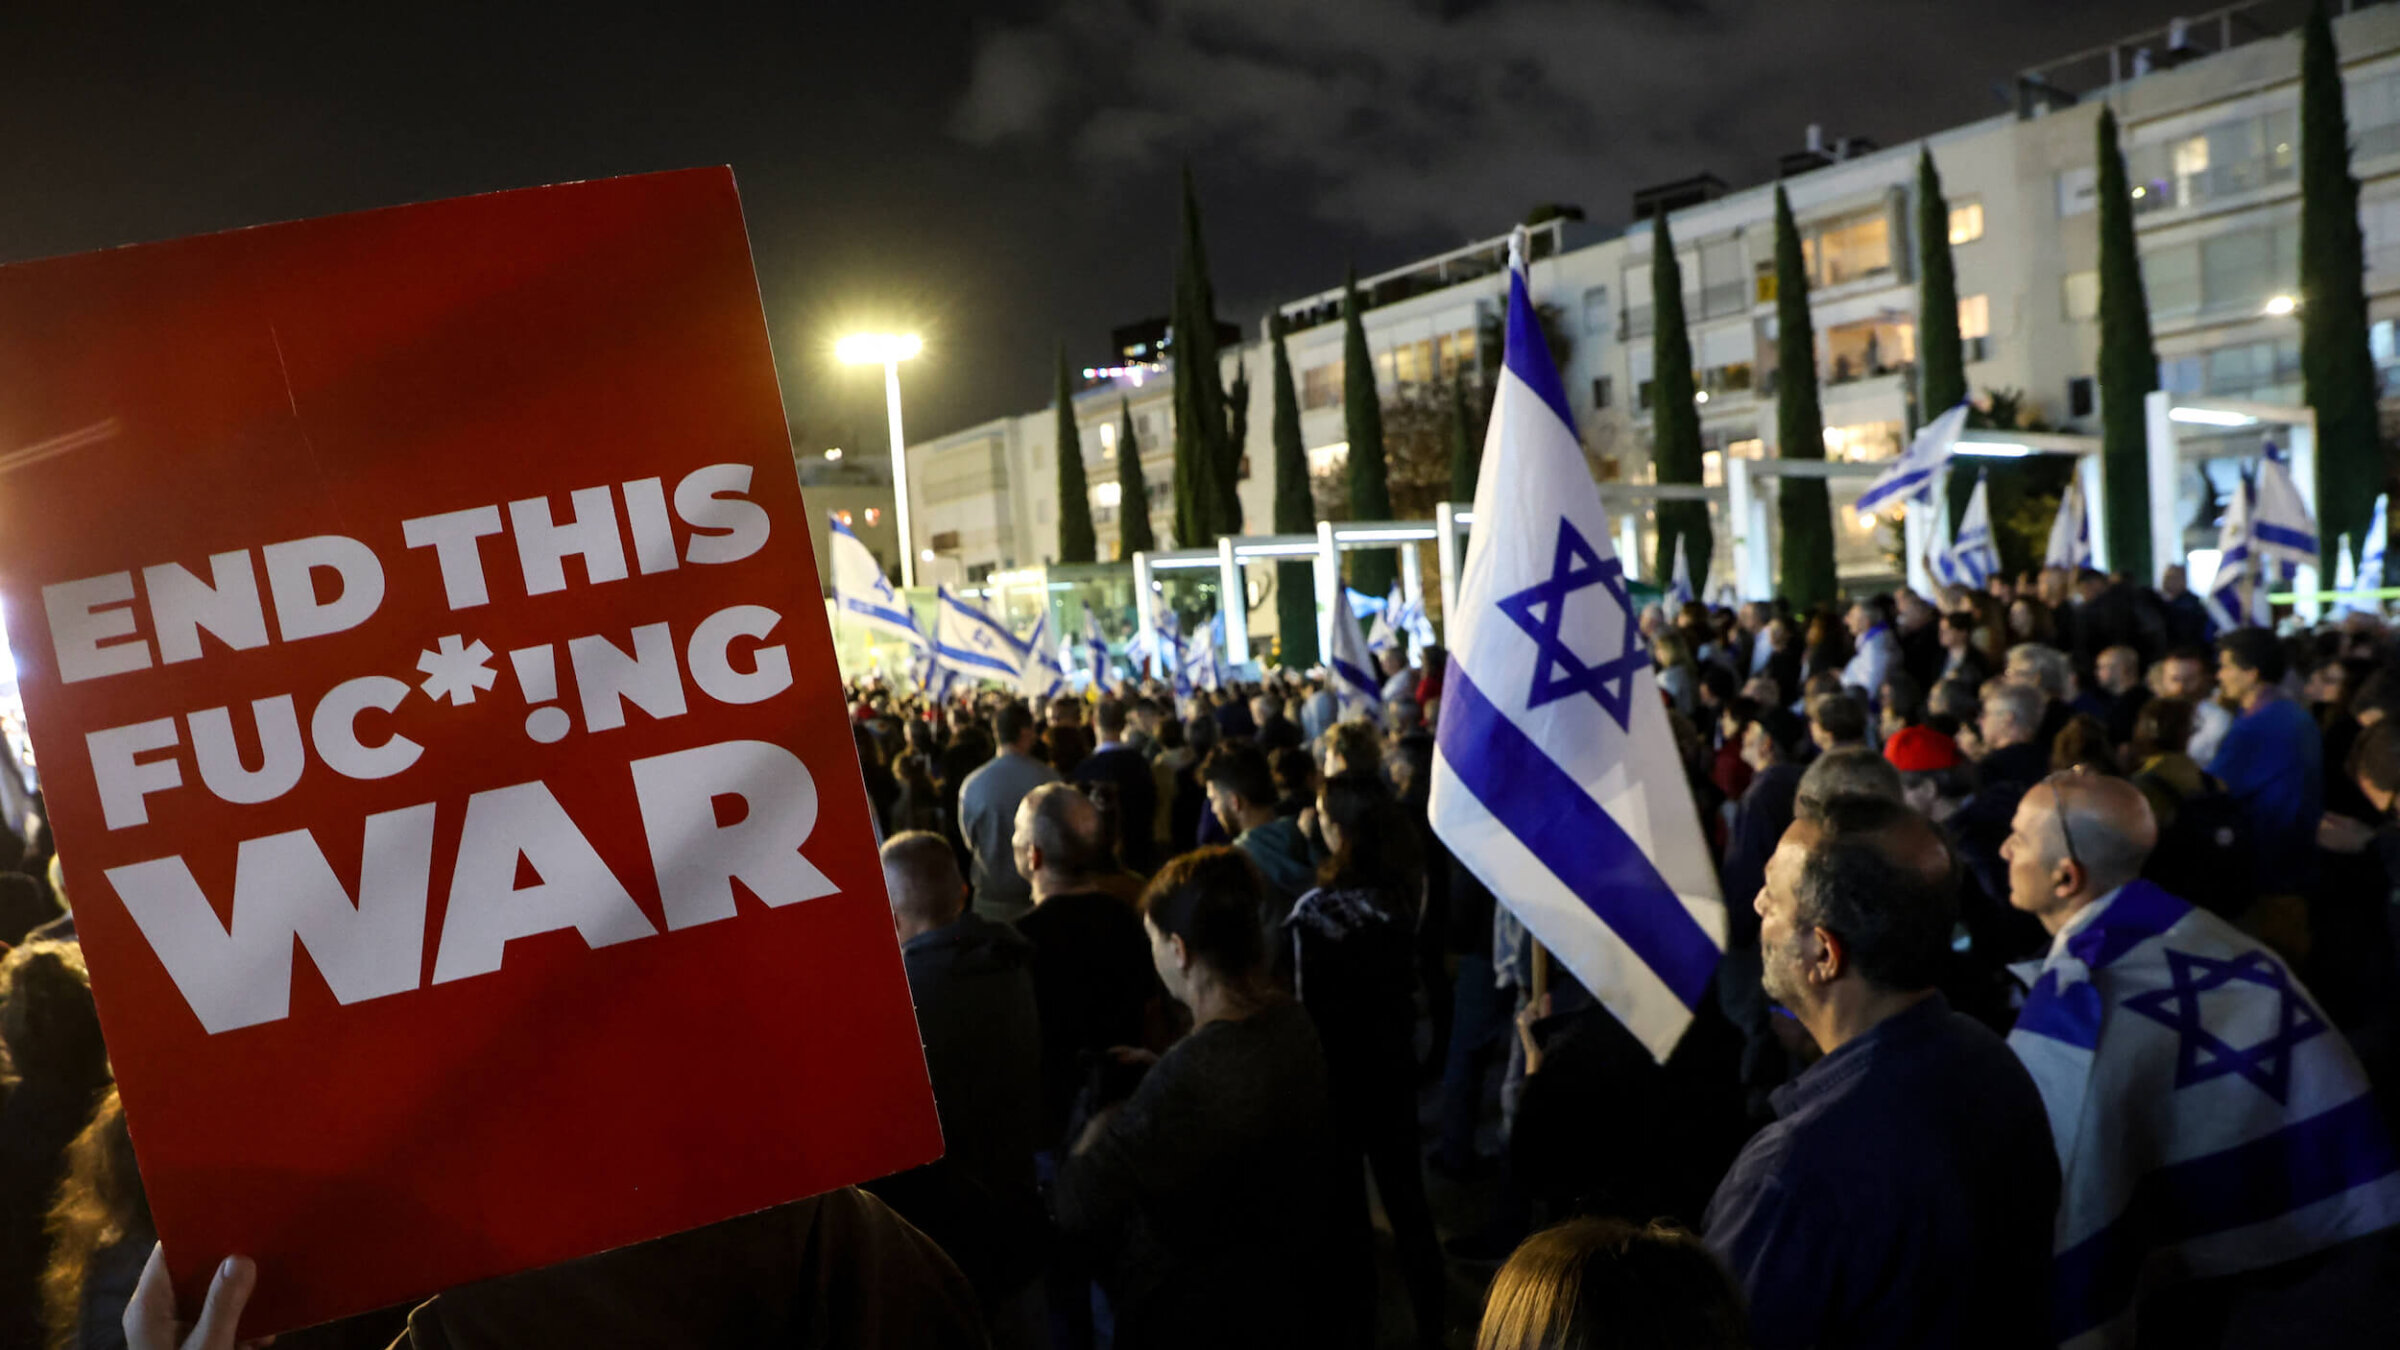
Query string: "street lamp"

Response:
xmin=837 ymin=333 xmax=925 ymax=587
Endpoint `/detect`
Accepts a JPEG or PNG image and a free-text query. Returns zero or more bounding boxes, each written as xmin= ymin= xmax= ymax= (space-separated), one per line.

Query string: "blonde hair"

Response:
xmin=41 ymin=1089 xmax=152 ymax=1350
xmin=1477 ymin=1217 xmax=1748 ymax=1350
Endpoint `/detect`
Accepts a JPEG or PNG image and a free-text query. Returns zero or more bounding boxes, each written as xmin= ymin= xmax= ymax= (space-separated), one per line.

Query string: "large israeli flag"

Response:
xmin=2251 ymin=444 xmax=2319 ymax=571
xmin=2045 ymin=478 xmax=2093 ymax=571
xmin=828 ymin=515 xmax=925 ymax=646
xmin=1665 ymin=534 xmax=1694 ymax=611
xmin=1326 ymin=583 xmax=1384 ymax=714
xmin=2339 ymin=496 xmax=2389 ymax=616
xmin=2203 ymin=476 xmax=2269 ymax=633
xmin=1017 ymin=612 xmax=1068 ymax=702
xmin=1429 ymin=232 xmax=1726 ymax=1061
xmin=1945 ymin=473 xmax=2003 ymax=588
xmin=931 ymin=586 xmax=1025 ymax=685
xmin=1855 ymin=401 xmax=1970 ymax=515
xmin=2009 ymin=881 xmax=2400 ymax=1346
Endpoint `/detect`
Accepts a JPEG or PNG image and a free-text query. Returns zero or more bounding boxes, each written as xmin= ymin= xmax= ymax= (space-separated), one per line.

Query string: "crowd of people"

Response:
xmin=8 ymin=561 xmax=2400 ymax=1347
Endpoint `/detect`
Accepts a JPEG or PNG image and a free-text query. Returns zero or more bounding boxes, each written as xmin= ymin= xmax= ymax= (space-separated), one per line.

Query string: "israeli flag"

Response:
xmin=2008 ymin=881 xmax=2400 ymax=1346
xmin=2339 ymin=496 xmax=2388 ymax=616
xmin=828 ymin=514 xmax=925 ymax=646
xmin=1429 ymin=231 xmax=1726 ymax=1061
xmin=1393 ymin=591 xmax=1437 ymax=648
xmin=1016 ymin=612 xmax=1068 ymax=702
xmin=1183 ymin=612 xmax=1227 ymax=692
xmin=1326 ymin=583 xmax=1384 ymax=714
xmin=1081 ymin=606 xmax=1115 ymax=692
xmin=1945 ymin=473 xmax=2003 ymax=589
xmin=2044 ymin=478 xmax=2093 ymax=572
xmin=1855 ymin=401 xmax=1970 ymax=515
xmin=2251 ymin=443 xmax=2319 ymax=571
xmin=1366 ymin=582 xmax=1403 ymax=654
xmin=932 ymin=586 xmax=1025 ymax=685
xmin=911 ymin=645 xmax=958 ymax=703
xmin=2203 ymin=476 xmax=2270 ymax=634
xmin=1665 ymin=534 xmax=1694 ymax=611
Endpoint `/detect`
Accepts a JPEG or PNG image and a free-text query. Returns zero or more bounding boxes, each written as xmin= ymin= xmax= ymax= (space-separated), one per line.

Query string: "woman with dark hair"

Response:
xmin=1288 ymin=772 xmax=1444 ymax=1348
xmin=41 ymin=1088 xmax=152 ymax=1350
xmin=1171 ymin=715 xmax=1222 ymax=850
xmin=1054 ymin=848 xmax=1354 ymax=1348
xmin=1477 ymin=1217 xmax=1749 ymax=1350
xmin=2049 ymin=713 xmax=2121 ymax=776
xmin=1 ymin=942 xmax=112 ymax=1350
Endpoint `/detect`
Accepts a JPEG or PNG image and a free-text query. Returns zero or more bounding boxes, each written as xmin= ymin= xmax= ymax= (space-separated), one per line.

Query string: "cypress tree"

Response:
xmin=1171 ymin=166 xmax=1233 ymax=547
xmin=1448 ymin=374 xmax=1481 ymax=502
xmin=1773 ymin=187 xmax=1837 ymax=608
xmin=1053 ymin=347 xmax=1096 ymax=564
xmin=1650 ymin=213 xmax=1712 ymax=593
xmin=1270 ymin=315 xmax=1319 ymax=666
xmin=2095 ymin=106 xmax=2160 ymax=581
xmin=2302 ymin=1 xmax=2381 ymax=577
xmin=1342 ymin=267 xmax=1397 ymax=594
xmin=1116 ymin=397 xmax=1155 ymax=556
xmin=1916 ymin=147 xmax=1968 ymax=416
xmin=1221 ymin=363 xmax=1250 ymax=533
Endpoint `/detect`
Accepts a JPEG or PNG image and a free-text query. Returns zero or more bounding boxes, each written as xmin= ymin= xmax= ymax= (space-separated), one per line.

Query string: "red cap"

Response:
xmin=1884 ymin=724 xmax=1962 ymax=773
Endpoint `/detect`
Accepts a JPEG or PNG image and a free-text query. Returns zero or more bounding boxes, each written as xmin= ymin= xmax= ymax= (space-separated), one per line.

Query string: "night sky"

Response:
xmin=2 ymin=0 xmax=2203 ymax=450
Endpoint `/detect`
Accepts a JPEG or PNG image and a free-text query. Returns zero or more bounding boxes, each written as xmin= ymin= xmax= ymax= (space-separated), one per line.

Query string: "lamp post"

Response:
xmin=837 ymin=333 xmax=924 ymax=588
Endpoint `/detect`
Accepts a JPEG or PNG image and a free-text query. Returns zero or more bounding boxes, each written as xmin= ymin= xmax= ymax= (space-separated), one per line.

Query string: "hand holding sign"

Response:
xmin=0 ymin=170 xmax=940 ymax=1334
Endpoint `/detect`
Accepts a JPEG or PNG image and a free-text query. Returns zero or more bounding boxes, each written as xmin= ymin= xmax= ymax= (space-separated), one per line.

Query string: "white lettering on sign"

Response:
xmin=262 ymin=536 xmax=387 ymax=642
xmin=45 ymin=572 xmax=152 ymax=683
xmin=401 ymin=505 xmax=507 ymax=610
xmin=97 ymin=741 xmax=838 ymax=1033
xmin=144 ymin=551 xmax=271 ymax=664
xmin=107 ymin=803 xmax=438 ymax=1034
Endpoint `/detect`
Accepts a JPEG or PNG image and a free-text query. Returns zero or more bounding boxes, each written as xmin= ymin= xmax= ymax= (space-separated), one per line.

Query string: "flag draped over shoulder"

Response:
xmin=1326 ymin=582 xmax=1383 ymax=714
xmin=1428 ymin=231 xmax=1726 ymax=1062
xmin=828 ymin=514 xmax=925 ymax=646
xmin=2008 ymin=881 xmax=2400 ymax=1346
xmin=932 ymin=586 xmax=1025 ymax=684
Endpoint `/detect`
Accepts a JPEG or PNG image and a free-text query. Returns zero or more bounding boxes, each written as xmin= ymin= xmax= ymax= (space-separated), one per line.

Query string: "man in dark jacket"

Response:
xmin=1719 ymin=706 xmax=1810 ymax=1111
xmin=873 ymin=831 xmax=1047 ymax=1325
xmin=1072 ymin=698 xmax=1160 ymax=872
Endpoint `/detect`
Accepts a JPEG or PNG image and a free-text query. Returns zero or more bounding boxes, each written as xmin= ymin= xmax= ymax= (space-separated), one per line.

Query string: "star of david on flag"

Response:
xmin=1428 ymin=228 xmax=1725 ymax=1062
xmin=2007 ymin=881 xmax=2400 ymax=1344
xmin=931 ymin=586 xmax=1026 ymax=684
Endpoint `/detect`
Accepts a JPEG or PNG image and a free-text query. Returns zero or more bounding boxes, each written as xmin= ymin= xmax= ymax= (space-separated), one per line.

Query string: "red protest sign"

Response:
xmin=0 ymin=169 xmax=940 ymax=1335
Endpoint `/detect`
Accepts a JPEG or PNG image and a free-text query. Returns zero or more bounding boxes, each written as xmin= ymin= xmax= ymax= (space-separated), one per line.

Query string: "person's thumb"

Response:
xmin=185 ymin=1256 xmax=258 ymax=1350
xmin=124 ymin=1243 xmax=178 ymax=1349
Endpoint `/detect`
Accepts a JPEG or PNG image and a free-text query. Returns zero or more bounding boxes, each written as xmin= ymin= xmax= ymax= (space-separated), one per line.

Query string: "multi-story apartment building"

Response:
xmin=894 ymin=0 xmax=2400 ymax=630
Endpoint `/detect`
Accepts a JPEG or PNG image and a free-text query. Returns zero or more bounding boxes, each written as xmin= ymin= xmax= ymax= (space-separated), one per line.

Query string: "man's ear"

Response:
xmin=1810 ymin=926 xmax=1846 ymax=986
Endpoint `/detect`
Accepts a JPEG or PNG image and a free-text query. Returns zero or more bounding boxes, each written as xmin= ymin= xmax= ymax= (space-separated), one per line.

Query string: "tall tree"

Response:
xmin=1270 ymin=316 xmax=1319 ymax=666
xmin=1053 ymin=348 xmax=1097 ymax=564
xmin=2302 ymin=1 xmax=2382 ymax=577
xmin=1650 ymin=213 xmax=1712 ymax=593
xmin=1221 ymin=363 xmax=1250 ymax=533
xmin=1342 ymin=267 xmax=1397 ymax=594
xmin=2095 ymin=106 xmax=2160 ymax=581
xmin=1915 ymin=147 xmax=1968 ymax=417
xmin=1448 ymin=374 xmax=1481 ymax=502
xmin=1171 ymin=166 xmax=1234 ymax=547
xmin=1116 ymin=397 xmax=1155 ymax=556
xmin=1774 ymin=187 xmax=1837 ymax=608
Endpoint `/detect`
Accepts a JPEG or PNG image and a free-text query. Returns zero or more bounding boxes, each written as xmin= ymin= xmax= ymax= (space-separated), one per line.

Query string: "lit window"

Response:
xmin=1302 ymin=362 xmax=1343 ymax=410
xmin=1099 ymin=422 xmax=1115 ymax=449
xmin=1093 ymin=482 xmax=1122 ymax=508
xmin=2062 ymin=271 xmax=2100 ymax=321
xmin=1948 ymin=201 xmax=1984 ymax=245
xmin=1306 ymin=442 xmax=1349 ymax=474
xmin=1958 ymin=294 xmax=1990 ymax=339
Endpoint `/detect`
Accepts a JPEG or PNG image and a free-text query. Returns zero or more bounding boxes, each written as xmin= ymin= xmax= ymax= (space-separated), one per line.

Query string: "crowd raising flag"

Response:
xmin=2008 ymin=881 xmax=2400 ymax=1344
xmin=828 ymin=514 xmax=926 ymax=647
xmin=1936 ymin=471 xmax=2003 ymax=589
xmin=2341 ymin=495 xmax=2390 ymax=615
xmin=1666 ymin=534 xmax=1694 ymax=611
xmin=1082 ymin=605 xmax=1115 ymax=692
xmin=931 ymin=585 xmax=1026 ymax=684
xmin=1326 ymin=582 xmax=1384 ymax=713
xmin=1183 ymin=611 xmax=1227 ymax=692
xmin=1854 ymin=400 xmax=1970 ymax=515
xmin=1429 ymin=230 xmax=1726 ymax=1061
xmin=2044 ymin=477 xmax=2093 ymax=571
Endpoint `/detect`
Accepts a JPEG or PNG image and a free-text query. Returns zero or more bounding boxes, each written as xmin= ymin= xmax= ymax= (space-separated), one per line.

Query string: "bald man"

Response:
xmin=1706 ymin=797 xmax=2058 ymax=1350
xmin=1011 ymin=784 xmax=1159 ymax=1145
xmin=2003 ymin=775 xmax=2400 ymax=1343
xmin=873 ymin=832 xmax=1044 ymax=1311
